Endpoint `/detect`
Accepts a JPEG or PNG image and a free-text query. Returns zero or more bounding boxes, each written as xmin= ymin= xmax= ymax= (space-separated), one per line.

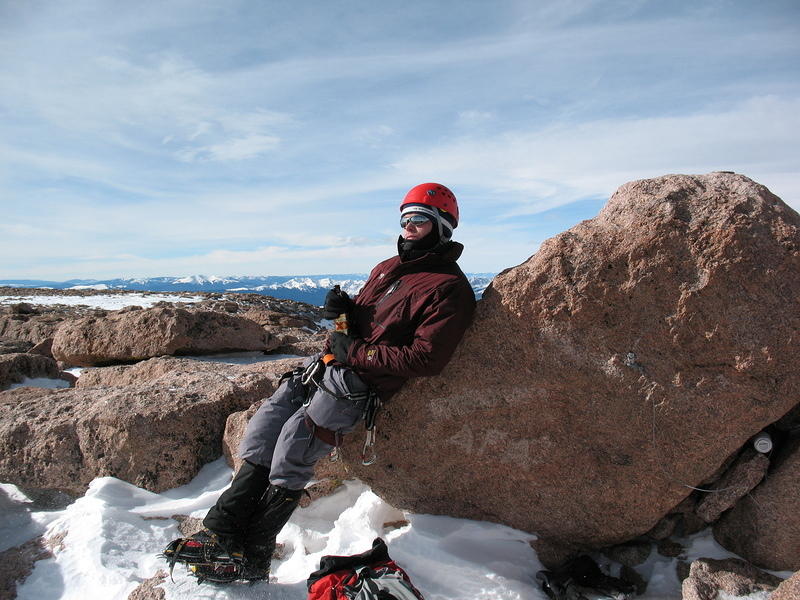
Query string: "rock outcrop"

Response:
xmin=0 ymin=534 xmax=64 ymax=600
xmin=222 ymin=401 xmax=263 ymax=471
xmin=0 ymin=353 xmax=62 ymax=390
xmin=126 ymin=570 xmax=167 ymax=600
xmin=0 ymin=339 xmax=35 ymax=354
xmin=52 ymin=307 xmax=277 ymax=366
xmin=75 ymin=355 xmax=296 ymax=393
xmin=713 ymin=436 xmax=800 ymax=571
xmin=681 ymin=558 xmax=784 ymax=600
xmin=694 ymin=447 xmax=769 ymax=523
xmin=0 ymin=357 xmax=292 ymax=495
xmin=0 ymin=305 xmax=68 ymax=345
xmin=771 ymin=571 xmax=800 ymax=600
xmin=241 ymin=308 xmax=326 ymax=355
xmin=337 ymin=172 xmax=800 ymax=552
xmin=28 ymin=338 xmax=55 ymax=359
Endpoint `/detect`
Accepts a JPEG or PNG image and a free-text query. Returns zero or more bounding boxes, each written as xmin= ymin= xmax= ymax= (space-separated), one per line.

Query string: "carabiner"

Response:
xmin=361 ymin=428 xmax=377 ymax=466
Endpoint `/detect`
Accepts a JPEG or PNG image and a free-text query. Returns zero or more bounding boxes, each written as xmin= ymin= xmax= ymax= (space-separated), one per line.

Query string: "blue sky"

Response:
xmin=1 ymin=0 xmax=798 ymax=280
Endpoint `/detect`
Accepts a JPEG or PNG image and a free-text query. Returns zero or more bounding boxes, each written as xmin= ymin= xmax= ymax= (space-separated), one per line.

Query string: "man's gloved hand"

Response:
xmin=322 ymin=286 xmax=353 ymax=320
xmin=330 ymin=332 xmax=357 ymax=364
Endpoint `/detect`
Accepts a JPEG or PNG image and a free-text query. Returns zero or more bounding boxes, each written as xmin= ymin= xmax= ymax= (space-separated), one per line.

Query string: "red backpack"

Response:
xmin=307 ymin=538 xmax=425 ymax=600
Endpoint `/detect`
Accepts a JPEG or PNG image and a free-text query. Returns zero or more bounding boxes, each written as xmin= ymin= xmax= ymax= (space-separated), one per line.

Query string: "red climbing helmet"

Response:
xmin=400 ymin=183 xmax=459 ymax=228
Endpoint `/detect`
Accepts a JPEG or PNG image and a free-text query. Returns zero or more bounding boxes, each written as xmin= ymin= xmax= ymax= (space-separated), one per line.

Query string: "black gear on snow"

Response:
xmin=213 ymin=483 xmax=304 ymax=581
xmin=161 ymin=529 xmax=273 ymax=584
xmin=536 ymin=555 xmax=636 ymax=600
xmin=161 ymin=530 xmax=245 ymax=584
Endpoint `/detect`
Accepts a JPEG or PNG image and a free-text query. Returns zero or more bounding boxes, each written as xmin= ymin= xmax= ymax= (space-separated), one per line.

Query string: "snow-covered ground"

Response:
xmin=2 ymin=458 xmax=785 ymax=600
xmin=1 ymin=460 xmax=538 ymax=600
xmin=0 ymin=293 xmax=204 ymax=310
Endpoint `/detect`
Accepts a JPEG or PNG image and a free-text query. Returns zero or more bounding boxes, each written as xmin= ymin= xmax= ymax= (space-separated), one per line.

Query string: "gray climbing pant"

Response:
xmin=239 ymin=354 xmax=368 ymax=490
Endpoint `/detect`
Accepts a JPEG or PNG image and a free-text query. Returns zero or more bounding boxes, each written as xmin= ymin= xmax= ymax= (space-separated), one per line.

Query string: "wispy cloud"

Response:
xmin=176 ymin=134 xmax=281 ymax=162
xmin=392 ymin=96 xmax=800 ymax=215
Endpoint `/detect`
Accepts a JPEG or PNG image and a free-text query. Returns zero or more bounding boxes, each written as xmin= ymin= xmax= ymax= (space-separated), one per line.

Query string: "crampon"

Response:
xmin=161 ymin=532 xmax=246 ymax=584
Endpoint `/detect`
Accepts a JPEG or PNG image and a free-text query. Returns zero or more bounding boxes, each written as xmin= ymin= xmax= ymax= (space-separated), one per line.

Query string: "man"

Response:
xmin=163 ymin=182 xmax=476 ymax=583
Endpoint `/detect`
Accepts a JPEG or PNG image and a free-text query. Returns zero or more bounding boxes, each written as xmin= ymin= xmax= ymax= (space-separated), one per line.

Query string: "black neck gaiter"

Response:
xmin=397 ymin=229 xmax=444 ymax=261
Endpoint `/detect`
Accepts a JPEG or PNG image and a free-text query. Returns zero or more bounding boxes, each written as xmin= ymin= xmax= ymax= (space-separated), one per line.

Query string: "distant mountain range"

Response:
xmin=0 ymin=274 xmax=496 ymax=305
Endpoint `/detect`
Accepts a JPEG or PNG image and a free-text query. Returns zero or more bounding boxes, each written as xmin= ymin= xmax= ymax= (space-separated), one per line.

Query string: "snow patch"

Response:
xmin=173 ymin=275 xmax=235 ymax=285
xmin=67 ymin=284 xmax=110 ymax=290
xmin=0 ymin=294 xmax=204 ymax=310
xmin=0 ymin=483 xmax=34 ymax=505
xmin=8 ymin=377 xmax=71 ymax=390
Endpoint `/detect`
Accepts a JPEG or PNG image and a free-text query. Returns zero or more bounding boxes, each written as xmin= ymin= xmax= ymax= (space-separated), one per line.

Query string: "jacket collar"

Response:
xmin=398 ymin=240 xmax=464 ymax=266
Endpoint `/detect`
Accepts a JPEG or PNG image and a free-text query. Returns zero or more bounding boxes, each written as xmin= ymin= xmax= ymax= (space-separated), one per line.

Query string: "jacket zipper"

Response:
xmin=371 ymin=280 xmax=403 ymax=331
xmin=374 ymin=279 xmax=402 ymax=308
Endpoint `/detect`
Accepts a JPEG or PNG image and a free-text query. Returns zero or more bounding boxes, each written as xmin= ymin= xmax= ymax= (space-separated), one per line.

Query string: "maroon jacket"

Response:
xmin=342 ymin=242 xmax=476 ymax=400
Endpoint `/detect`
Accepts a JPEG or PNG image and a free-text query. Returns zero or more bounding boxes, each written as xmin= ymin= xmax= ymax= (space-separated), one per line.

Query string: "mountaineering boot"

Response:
xmin=161 ymin=460 xmax=270 ymax=583
xmin=240 ymin=544 xmax=273 ymax=582
xmin=241 ymin=484 xmax=304 ymax=580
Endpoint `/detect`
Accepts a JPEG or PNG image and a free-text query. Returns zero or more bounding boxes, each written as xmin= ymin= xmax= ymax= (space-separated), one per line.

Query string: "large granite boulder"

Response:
xmin=51 ymin=307 xmax=277 ymax=366
xmin=223 ymin=400 xmax=268 ymax=472
xmin=28 ymin=338 xmax=55 ymax=359
xmin=339 ymin=172 xmax=800 ymax=551
xmin=75 ymin=355 xmax=295 ymax=393
xmin=0 ymin=357 xmax=287 ymax=495
xmin=0 ymin=306 xmax=67 ymax=345
xmin=713 ymin=436 xmax=800 ymax=571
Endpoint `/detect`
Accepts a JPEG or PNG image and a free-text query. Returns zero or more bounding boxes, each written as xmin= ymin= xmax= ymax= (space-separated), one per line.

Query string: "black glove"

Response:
xmin=322 ymin=286 xmax=353 ymax=319
xmin=330 ymin=332 xmax=357 ymax=364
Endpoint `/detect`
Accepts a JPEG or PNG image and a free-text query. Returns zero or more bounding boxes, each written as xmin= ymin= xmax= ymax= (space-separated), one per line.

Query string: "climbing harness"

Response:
xmin=301 ymin=357 xmax=383 ymax=465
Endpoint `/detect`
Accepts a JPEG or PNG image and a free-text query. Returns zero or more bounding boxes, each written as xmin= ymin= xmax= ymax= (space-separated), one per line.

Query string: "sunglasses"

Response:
xmin=400 ymin=214 xmax=431 ymax=228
